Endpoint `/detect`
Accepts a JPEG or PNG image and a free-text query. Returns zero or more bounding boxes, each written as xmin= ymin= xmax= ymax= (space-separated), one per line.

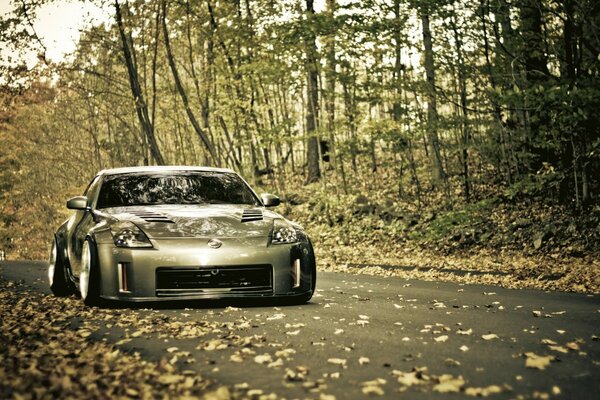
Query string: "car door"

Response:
xmin=67 ymin=175 xmax=102 ymax=276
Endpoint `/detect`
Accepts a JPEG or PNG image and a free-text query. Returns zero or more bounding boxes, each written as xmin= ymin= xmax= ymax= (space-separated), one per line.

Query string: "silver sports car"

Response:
xmin=48 ymin=166 xmax=316 ymax=306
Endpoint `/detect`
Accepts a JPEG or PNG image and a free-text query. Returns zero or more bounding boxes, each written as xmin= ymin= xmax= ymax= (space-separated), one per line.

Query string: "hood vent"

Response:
xmin=241 ymin=209 xmax=263 ymax=222
xmin=129 ymin=211 xmax=175 ymax=224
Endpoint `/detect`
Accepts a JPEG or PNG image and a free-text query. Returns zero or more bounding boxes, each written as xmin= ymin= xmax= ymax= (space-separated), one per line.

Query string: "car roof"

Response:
xmin=97 ymin=166 xmax=236 ymax=176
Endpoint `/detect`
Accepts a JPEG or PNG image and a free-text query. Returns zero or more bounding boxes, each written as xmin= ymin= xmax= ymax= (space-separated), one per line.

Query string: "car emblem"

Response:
xmin=211 ymin=268 xmax=219 ymax=276
xmin=207 ymin=238 xmax=222 ymax=249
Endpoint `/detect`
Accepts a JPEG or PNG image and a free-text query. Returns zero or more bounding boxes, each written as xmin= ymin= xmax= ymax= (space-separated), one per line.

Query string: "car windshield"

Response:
xmin=96 ymin=171 xmax=259 ymax=208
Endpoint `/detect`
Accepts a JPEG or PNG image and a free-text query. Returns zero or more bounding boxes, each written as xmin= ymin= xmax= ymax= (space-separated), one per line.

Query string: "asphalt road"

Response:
xmin=1 ymin=260 xmax=599 ymax=399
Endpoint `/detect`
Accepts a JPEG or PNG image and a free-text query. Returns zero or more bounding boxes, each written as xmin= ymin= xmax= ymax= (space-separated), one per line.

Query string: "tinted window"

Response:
xmin=96 ymin=172 xmax=259 ymax=208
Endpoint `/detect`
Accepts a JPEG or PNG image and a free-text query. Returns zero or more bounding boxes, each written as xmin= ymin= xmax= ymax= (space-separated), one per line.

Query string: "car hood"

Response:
xmin=101 ymin=205 xmax=280 ymax=239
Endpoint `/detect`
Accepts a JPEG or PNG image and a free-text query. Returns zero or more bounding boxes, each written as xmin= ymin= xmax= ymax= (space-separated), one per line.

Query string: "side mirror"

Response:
xmin=66 ymin=196 xmax=89 ymax=210
xmin=261 ymin=193 xmax=280 ymax=207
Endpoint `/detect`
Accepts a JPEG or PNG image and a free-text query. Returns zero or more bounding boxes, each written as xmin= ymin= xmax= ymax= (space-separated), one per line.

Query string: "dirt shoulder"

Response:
xmin=314 ymin=243 xmax=599 ymax=294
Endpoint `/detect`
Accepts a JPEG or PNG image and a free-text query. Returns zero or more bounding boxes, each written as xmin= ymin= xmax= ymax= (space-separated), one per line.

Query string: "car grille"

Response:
xmin=155 ymin=265 xmax=272 ymax=297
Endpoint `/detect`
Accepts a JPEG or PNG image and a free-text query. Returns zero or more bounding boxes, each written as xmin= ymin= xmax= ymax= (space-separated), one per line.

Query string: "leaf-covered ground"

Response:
xmin=0 ymin=277 xmax=219 ymax=399
xmin=2 ymin=266 xmax=599 ymax=399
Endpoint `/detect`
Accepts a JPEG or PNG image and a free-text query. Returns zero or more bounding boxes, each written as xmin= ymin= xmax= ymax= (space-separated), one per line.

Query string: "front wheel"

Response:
xmin=48 ymin=237 xmax=74 ymax=297
xmin=80 ymin=238 xmax=102 ymax=306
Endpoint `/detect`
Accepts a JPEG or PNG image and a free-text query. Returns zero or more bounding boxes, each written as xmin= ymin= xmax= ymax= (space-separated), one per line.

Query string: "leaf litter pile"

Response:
xmin=2 ymin=268 xmax=599 ymax=399
xmin=0 ymin=278 xmax=216 ymax=399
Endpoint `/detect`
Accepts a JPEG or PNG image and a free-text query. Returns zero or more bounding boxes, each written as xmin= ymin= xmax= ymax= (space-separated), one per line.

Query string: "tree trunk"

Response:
xmin=161 ymin=0 xmax=218 ymax=165
xmin=392 ymin=0 xmax=403 ymax=122
xmin=305 ymin=0 xmax=321 ymax=183
xmin=114 ymin=0 xmax=164 ymax=165
xmin=451 ymin=14 xmax=470 ymax=201
xmin=421 ymin=11 xmax=445 ymax=185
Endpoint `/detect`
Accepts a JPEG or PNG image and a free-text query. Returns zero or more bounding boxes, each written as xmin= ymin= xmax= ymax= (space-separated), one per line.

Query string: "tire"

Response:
xmin=48 ymin=236 xmax=74 ymax=297
xmin=80 ymin=238 xmax=102 ymax=306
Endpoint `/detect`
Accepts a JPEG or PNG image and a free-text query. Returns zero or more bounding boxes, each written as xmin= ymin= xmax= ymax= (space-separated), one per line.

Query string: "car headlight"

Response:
xmin=271 ymin=219 xmax=299 ymax=245
xmin=110 ymin=221 xmax=153 ymax=248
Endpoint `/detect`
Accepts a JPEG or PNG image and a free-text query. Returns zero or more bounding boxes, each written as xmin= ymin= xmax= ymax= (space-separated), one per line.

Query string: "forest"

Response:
xmin=1 ymin=0 xmax=599 ymax=292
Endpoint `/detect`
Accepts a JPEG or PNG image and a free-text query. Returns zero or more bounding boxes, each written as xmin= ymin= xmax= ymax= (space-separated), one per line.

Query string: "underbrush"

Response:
xmin=260 ymin=167 xmax=600 ymax=293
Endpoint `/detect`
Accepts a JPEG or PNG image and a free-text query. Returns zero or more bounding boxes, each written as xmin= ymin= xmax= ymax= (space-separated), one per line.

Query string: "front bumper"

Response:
xmin=95 ymin=236 xmax=314 ymax=302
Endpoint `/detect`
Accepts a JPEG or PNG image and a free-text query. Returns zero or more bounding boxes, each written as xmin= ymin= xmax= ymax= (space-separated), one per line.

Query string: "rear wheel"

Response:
xmin=48 ymin=237 xmax=74 ymax=297
xmin=80 ymin=238 xmax=102 ymax=306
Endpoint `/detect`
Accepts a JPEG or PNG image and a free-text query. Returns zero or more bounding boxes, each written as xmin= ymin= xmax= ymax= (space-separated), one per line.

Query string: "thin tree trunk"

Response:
xmin=305 ymin=0 xmax=321 ymax=183
xmin=451 ymin=14 xmax=471 ymax=201
xmin=114 ymin=0 xmax=164 ymax=165
xmin=480 ymin=0 xmax=512 ymax=184
xmin=421 ymin=12 xmax=445 ymax=185
xmin=161 ymin=0 xmax=218 ymax=165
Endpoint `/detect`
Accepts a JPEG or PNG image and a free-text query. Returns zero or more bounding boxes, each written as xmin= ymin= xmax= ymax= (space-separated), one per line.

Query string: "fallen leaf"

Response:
xmin=361 ymin=385 xmax=384 ymax=396
xmin=327 ymin=358 xmax=347 ymax=367
xmin=268 ymin=358 xmax=284 ymax=368
xmin=247 ymin=389 xmax=263 ymax=397
xmin=320 ymin=394 xmax=336 ymax=400
xmin=566 ymin=341 xmax=580 ymax=351
xmin=460 ymin=345 xmax=469 ymax=352
xmin=157 ymin=374 xmax=183 ymax=384
xmin=434 ymin=335 xmax=449 ymax=343
xmin=284 ymin=323 xmax=305 ymax=329
xmin=358 ymin=357 xmax=370 ymax=365
xmin=524 ymin=352 xmax=555 ymax=370
xmin=254 ymin=353 xmax=273 ymax=364
xmin=548 ymin=345 xmax=568 ymax=354
xmin=275 ymin=349 xmax=296 ymax=359
xmin=465 ymin=385 xmax=502 ymax=397
xmin=445 ymin=358 xmax=460 ymax=366
xmin=393 ymin=368 xmax=429 ymax=387
xmin=266 ymin=313 xmax=285 ymax=321
xmin=481 ymin=334 xmax=499 ymax=341
xmin=433 ymin=375 xmax=465 ymax=393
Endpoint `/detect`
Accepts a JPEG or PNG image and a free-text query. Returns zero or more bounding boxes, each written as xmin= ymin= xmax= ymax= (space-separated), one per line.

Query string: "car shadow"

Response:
xmin=99 ymin=297 xmax=320 ymax=311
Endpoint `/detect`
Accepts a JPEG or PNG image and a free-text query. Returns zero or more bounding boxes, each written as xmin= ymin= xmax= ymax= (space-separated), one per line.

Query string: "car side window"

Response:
xmin=83 ymin=176 xmax=102 ymax=208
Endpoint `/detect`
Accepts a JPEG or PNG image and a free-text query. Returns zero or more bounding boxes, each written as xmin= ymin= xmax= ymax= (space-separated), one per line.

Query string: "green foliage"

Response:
xmin=503 ymin=169 xmax=565 ymax=201
xmin=407 ymin=198 xmax=499 ymax=243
